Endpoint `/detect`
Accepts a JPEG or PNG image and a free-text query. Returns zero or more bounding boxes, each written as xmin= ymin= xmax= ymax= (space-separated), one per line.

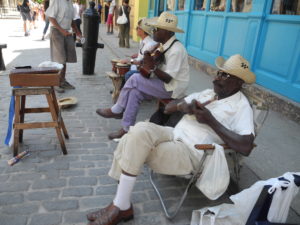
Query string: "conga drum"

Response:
xmin=116 ymin=63 xmax=130 ymax=76
xmin=111 ymin=59 xmax=120 ymax=73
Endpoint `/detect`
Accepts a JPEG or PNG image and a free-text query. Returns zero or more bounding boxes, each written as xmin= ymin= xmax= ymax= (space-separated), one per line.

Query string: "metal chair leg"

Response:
xmin=149 ymin=153 xmax=207 ymax=220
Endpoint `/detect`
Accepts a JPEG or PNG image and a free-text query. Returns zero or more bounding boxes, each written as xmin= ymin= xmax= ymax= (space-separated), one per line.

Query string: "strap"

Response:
xmin=162 ymin=39 xmax=178 ymax=55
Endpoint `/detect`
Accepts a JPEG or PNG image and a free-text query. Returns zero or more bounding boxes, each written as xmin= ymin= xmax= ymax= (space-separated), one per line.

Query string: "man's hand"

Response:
xmin=176 ymin=101 xmax=193 ymax=115
xmin=61 ymin=30 xmax=72 ymax=37
xmin=191 ymin=99 xmax=214 ymax=124
xmin=142 ymin=51 xmax=155 ymax=71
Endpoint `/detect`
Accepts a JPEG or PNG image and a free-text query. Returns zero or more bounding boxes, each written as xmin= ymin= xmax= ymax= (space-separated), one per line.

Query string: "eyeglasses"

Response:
xmin=216 ymin=70 xmax=232 ymax=80
xmin=152 ymin=27 xmax=158 ymax=33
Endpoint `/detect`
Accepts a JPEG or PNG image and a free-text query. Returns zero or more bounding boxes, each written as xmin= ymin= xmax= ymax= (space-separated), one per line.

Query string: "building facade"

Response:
xmin=148 ymin=0 xmax=300 ymax=103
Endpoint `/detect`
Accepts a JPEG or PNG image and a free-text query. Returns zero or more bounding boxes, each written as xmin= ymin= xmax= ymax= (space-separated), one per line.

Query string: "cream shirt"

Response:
xmin=173 ymin=89 xmax=254 ymax=161
xmin=159 ymin=36 xmax=189 ymax=99
xmin=46 ymin=0 xmax=74 ymax=30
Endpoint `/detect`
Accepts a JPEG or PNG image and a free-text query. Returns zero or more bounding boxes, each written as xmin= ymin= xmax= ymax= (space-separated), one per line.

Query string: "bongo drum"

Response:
xmin=111 ymin=59 xmax=120 ymax=73
xmin=116 ymin=63 xmax=130 ymax=76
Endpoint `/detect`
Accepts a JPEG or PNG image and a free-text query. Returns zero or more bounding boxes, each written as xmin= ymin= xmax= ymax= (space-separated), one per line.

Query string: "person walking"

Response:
xmin=41 ymin=0 xmax=49 ymax=40
xmin=45 ymin=0 xmax=82 ymax=92
xmin=106 ymin=0 xmax=116 ymax=34
xmin=118 ymin=0 xmax=130 ymax=48
xmin=19 ymin=0 xmax=32 ymax=36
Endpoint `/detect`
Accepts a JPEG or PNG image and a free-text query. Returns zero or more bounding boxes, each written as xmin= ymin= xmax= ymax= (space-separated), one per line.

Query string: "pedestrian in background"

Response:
xmin=46 ymin=0 xmax=82 ymax=93
xmin=73 ymin=0 xmax=81 ymax=34
xmin=41 ymin=0 xmax=49 ymax=40
xmin=19 ymin=0 xmax=32 ymax=36
xmin=106 ymin=0 xmax=116 ymax=34
xmin=118 ymin=0 xmax=130 ymax=48
xmin=97 ymin=2 xmax=102 ymax=24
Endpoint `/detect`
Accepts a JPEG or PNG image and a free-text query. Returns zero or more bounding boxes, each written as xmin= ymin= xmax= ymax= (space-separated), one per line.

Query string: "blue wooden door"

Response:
xmin=253 ymin=1 xmax=300 ymax=102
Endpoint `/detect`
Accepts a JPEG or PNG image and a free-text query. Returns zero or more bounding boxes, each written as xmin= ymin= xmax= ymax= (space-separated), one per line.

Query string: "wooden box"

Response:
xmin=9 ymin=67 xmax=60 ymax=87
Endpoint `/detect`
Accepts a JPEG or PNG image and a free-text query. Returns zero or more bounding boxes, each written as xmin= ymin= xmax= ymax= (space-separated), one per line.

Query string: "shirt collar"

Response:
xmin=142 ymin=35 xmax=151 ymax=44
xmin=215 ymin=91 xmax=243 ymax=106
xmin=162 ymin=35 xmax=176 ymax=51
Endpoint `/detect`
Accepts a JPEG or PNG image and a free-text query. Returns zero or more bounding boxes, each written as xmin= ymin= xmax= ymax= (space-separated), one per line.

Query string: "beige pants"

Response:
xmin=108 ymin=122 xmax=198 ymax=180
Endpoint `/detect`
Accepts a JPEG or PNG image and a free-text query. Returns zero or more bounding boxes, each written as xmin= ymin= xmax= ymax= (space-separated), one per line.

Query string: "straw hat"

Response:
xmin=138 ymin=18 xmax=154 ymax=35
xmin=149 ymin=12 xmax=184 ymax=33
xmin=58 ymin=97 xmax=78 ymax=109
xmin=215 ymin=54 xmax=256 ymax=84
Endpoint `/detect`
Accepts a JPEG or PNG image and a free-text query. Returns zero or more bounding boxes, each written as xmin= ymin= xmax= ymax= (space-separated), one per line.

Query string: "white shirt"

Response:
xmin=46 ymin=0 xmax=74 ymax=30
xmin=173 ymin=89 xmax=254 ymax=161
xmin=73 ymin=3 xmax=80 ymax=20
xmin=130 ymin=36 xmax=157 ymax=70
xmin=159 ymin=36 xmax=189 ymax=99
xmin=108 ymin=0 xmax=116 ymax=14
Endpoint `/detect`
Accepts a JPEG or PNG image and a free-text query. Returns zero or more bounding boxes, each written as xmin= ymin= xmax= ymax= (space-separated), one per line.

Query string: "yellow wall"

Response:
xmin=132 ymin=0 xmax=149 ymax=41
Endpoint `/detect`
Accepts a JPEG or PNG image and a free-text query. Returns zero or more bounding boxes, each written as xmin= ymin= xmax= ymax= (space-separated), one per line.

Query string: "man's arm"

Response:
xmin=191 ymin=100 xmax=254 ymax=156
xmin=164 ymin=99 xmax=192 ymax=114
xmin=71 ymin=20 xmax=82 ymax=38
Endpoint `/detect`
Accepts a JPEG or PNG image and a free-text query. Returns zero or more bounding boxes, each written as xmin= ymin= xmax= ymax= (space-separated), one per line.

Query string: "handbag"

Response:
xmin=195 ymin=144 xmax=230 ymax=200
xmin=117 ymin=6 xmax=128 ymax=25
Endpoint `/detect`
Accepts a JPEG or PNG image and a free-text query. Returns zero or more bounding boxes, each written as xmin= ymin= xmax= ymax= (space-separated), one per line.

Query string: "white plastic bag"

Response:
xmin=195 ymin=144 xmax=230 ymax=200
xmin=267 ymin=172 xmax=299 ymax=223
xmin=38 ymin=61 xmax=63 ymax=70
xmin=117 ymin=6 xmax=128 ymax=25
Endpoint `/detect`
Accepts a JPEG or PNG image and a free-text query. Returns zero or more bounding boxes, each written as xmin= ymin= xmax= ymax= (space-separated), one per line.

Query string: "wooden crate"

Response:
xmin=9 ymin=67 xmax=60 ymax=87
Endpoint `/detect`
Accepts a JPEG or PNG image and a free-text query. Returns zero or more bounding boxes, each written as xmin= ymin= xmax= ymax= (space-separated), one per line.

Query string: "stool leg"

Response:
xmin=46 ymin=93 xmax=68 ymax=155
xmin=13 ymin=96 xmax=21 ymax=156
xmin=19 ymin=95 xmax=26 ymax=143
xmin=50 ymin=88 xmax=69 ymax=139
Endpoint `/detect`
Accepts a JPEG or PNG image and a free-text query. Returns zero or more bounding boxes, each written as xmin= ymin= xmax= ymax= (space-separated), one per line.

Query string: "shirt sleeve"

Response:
xmin=45 ymin=0 xmax=58 ymax=18
xmin=232 ymin=104 xmax=255 ymax=136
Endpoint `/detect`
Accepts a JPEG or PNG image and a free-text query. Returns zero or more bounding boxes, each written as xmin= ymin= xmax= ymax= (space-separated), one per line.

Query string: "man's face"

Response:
xmin=152 ymin=27 xmax=167 ymax=43
xmin=213 ymin=70 xmax=244 ymax=98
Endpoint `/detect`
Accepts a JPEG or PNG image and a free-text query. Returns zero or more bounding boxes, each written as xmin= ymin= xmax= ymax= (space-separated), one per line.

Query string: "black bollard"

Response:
xmin=77 ymin=1 xmax=104 ymax=75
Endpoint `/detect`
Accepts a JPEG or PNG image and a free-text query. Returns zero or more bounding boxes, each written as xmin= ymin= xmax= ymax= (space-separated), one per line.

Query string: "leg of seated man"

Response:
xmin=87 ymin=122 xmax=194 ymax=224
xmin=98 ymin=73 xmax=172 ymax=139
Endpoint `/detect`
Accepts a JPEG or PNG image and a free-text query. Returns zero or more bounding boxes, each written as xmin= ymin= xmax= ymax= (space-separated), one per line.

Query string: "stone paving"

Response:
xmin=0 ymin=19 xmax=299 ymax=225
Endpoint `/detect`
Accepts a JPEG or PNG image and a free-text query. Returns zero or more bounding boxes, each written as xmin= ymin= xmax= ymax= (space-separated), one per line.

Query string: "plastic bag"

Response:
xmin=195 ymin=144 xmax=230 ymax=200
xmin=117 ymin=6 xmax=128 ymax=24
xmin=267 ymin=172 xmax=299 ymax=223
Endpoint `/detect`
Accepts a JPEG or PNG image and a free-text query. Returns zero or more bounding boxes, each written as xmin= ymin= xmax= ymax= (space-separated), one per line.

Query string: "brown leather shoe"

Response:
xmin=96 ymin=108 xmax=123 ymax=119
xmin=87 ymin=203 xmax=134 ymax=225
xmin=108 ymin=128 xmax=127 ymax=140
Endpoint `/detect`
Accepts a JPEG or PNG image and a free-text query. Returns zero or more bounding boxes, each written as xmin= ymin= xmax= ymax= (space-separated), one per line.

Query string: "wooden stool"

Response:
xmin=12 ymin=87 xmax=69 ymax=156
xmin=106 ymin=71 xmax=124 ymax=103
xmin=9 ymin=67 xmax=68 ymax=156
xmin=0 ymin=43 xmax=7 ymax=71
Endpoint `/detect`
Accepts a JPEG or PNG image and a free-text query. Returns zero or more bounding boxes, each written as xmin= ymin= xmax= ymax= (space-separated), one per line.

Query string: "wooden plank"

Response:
xmin=13 ymin=88 xmax=51 ymax=96
xmin=10 ymin=73 xmax=60 ymax=87
xmin=24 ymin=108 xmax=50 ymax=113
xmin=14 ymin=122 xmax=58 ymax=129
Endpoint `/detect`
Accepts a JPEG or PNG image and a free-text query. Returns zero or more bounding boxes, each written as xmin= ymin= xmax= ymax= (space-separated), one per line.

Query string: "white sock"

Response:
xmin=113 ymin=174 xmax=136 ymax=210
xmin=111 ymin=104 xmax=123 ymax=114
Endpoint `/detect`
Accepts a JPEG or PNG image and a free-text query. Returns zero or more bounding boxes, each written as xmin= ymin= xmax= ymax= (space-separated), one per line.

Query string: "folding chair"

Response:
xmin=149 ymin=92 xmax=269 ymax=219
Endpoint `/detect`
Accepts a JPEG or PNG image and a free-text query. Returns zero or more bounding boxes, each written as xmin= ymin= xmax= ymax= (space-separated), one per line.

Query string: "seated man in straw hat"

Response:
xmin=118 ymin=17 xmax=158 ymax=81
xmin=86 ymin=54 xmax=256 ymax=225
xmin=96 ymin=12 xmax=190 ymax=140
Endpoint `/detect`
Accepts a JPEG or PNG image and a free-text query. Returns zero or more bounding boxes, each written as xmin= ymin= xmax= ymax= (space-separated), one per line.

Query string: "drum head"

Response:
xmin=116 ymin=63 xmax=130 ymax=67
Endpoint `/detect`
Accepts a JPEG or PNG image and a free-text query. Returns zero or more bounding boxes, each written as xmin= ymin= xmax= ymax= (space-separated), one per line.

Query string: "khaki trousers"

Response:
xmin=109 ymin=122 xmax=198 ymax=180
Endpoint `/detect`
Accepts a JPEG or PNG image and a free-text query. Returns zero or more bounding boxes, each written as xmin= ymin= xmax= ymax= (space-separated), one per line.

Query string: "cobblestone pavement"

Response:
xmin=0 ymin=19 xmax=299 ymax=225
